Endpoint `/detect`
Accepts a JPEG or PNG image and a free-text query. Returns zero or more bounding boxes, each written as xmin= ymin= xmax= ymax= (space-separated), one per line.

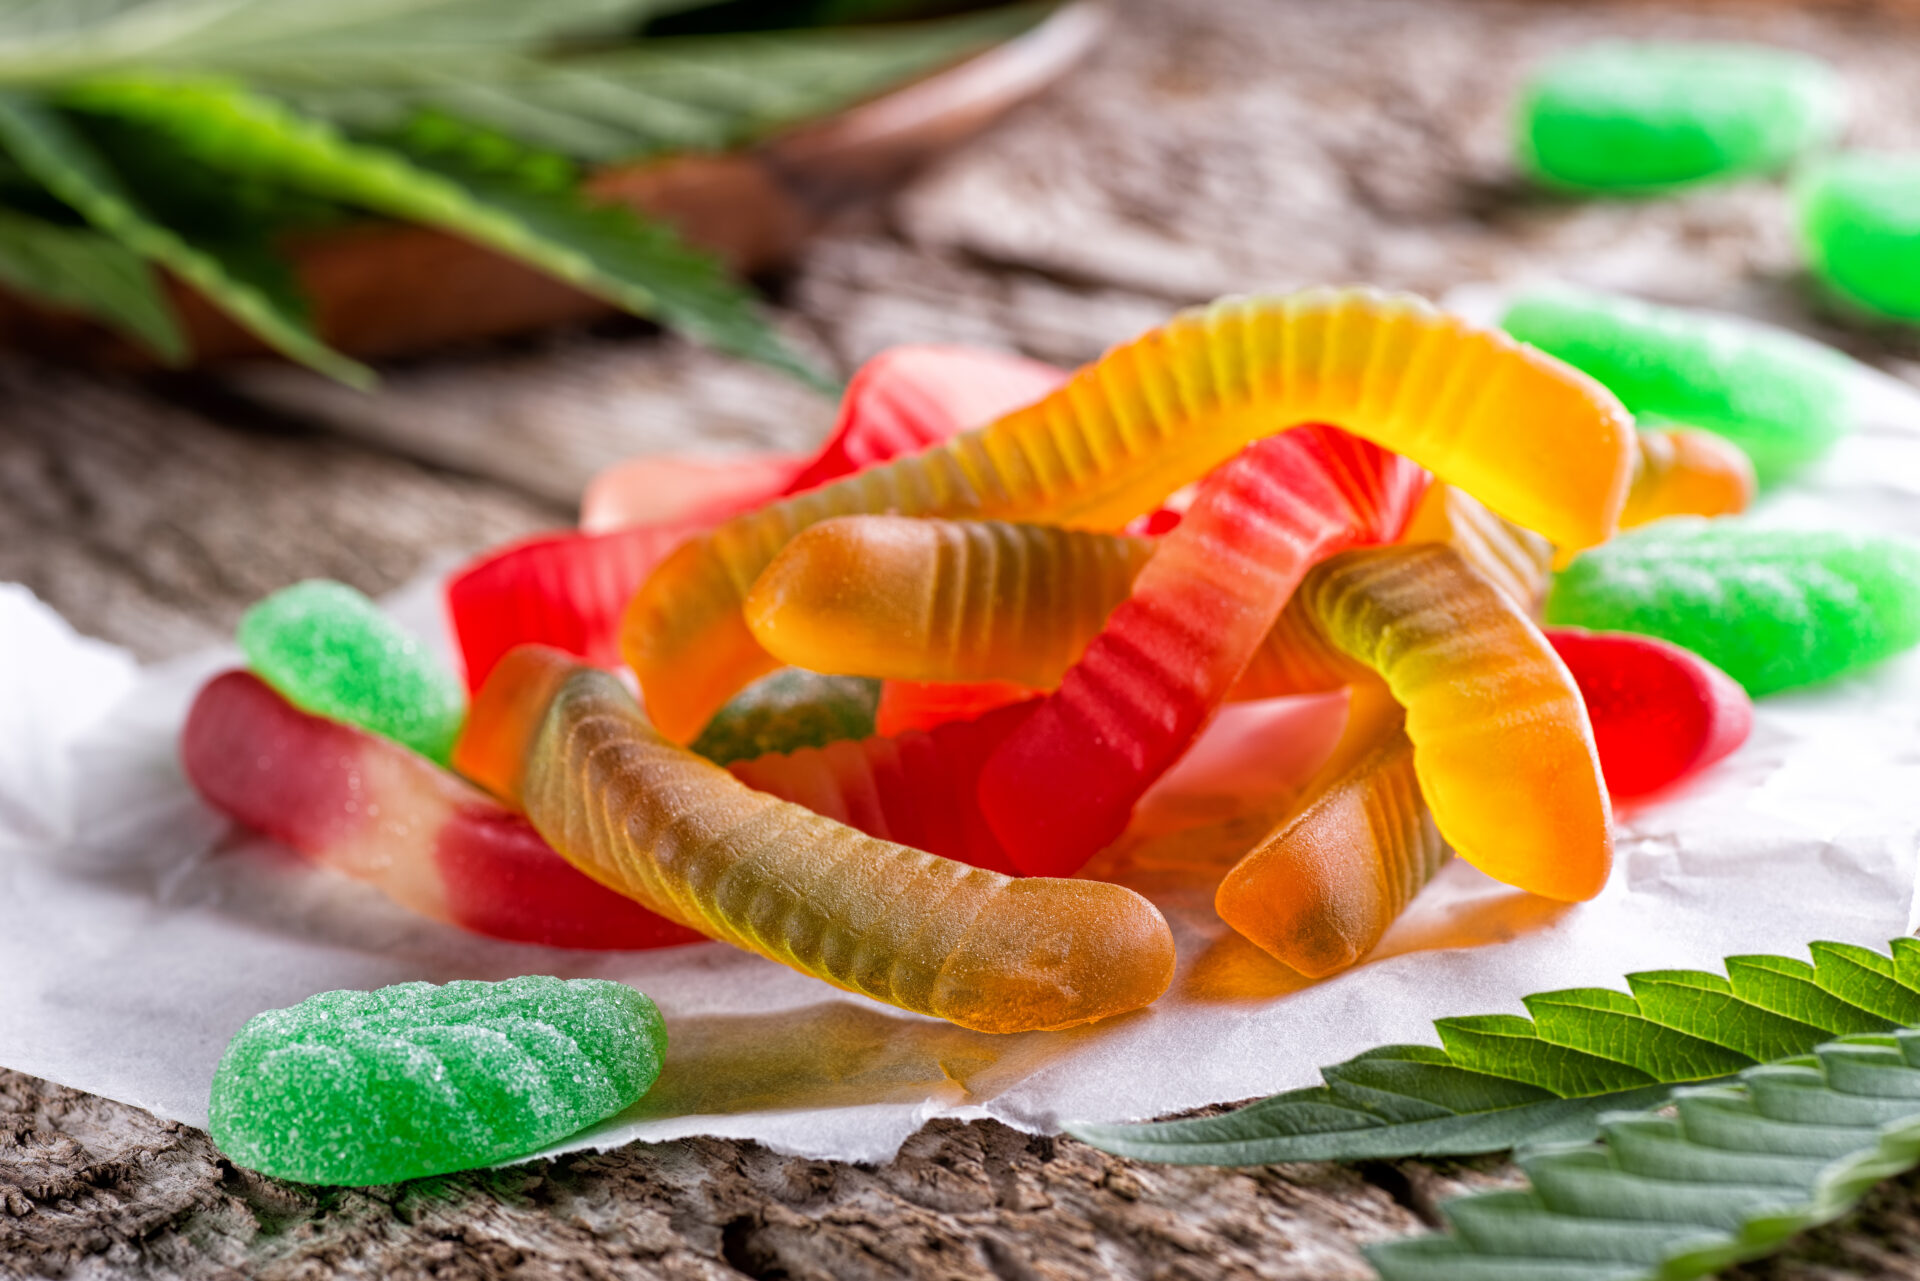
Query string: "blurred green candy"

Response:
xmin=238 ymin=579 xmax=465 ymax=765
xmin=1518 ymin=42 xmax=1840 ymax=192
xmin=1545 ymin=519 xmax=1920 ymax=697
xmin=1800 ymin=152 xmax=1920 ymax=322
xmin=1501 ymin=287 xmax=1852 ymax=486
xmin=209 ymin=977 xmax=666 ymax=1186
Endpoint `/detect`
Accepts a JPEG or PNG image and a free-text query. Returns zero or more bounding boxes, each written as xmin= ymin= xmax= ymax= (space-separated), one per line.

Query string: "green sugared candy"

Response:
xmin=1518 ymin=42 xmax=1839 ymax=192
xmin=1501 ymin=288 xmax=1852 ymax=485
xmin=691 ymin=668 xmax=880 ymax=765
xmin=1799 ymin=152 xmax=1920 ymax=322
xmin=238 ymin=579 xmax=465 ymax=764
xmin=1546 ymin=519 xmax=1920 ymax=696
xmin=209 ymin=977 xmax=666 ymax=1186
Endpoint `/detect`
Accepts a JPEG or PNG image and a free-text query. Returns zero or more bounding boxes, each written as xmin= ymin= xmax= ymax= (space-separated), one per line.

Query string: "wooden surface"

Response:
xmin=10 ymin=0 xmax=1920 ymax=1276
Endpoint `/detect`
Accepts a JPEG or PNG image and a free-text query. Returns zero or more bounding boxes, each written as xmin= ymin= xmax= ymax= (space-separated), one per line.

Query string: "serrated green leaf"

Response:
xmin=0 ymin=204 xmax=182 ymax=355
xmin=0 ymin=93 xmax=368 ymax=383
xmin=272 ymin=6 xmax=1048 ymax=164
xmin=1070 ymin=942 xmax=1909 ymax=1167
xmin=59 ymin=76 xmax=826 ymax=383
xmin=1367 ymin=1026 xmax=1920 ymax=1280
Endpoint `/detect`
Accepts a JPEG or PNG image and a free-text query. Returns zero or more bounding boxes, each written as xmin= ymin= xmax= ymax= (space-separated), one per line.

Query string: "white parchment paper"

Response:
xmin=4 ymin=300 xmax=1920 ymax=1168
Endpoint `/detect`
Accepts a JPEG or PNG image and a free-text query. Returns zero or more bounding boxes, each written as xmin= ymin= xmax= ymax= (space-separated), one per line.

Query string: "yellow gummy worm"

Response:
xmin=1215 ymin=686 xmax=1450 ymax=978
xmin=745 ymin=516 xmax=1156 ymax=687
xmin=455 ymin=647 xmax=1176 ymax=1034
xmin=624 ymin=288 xmax=1635 ymax=740
xmin=1621 ymin=427 xmax=1755 ymax=530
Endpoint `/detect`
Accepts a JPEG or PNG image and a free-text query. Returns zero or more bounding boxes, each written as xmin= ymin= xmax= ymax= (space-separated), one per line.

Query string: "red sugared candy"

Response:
xmin=181 ymin=670 xmax=700 ymax=950
xmin=1545 ymin=626 xmax=1753 ymax=799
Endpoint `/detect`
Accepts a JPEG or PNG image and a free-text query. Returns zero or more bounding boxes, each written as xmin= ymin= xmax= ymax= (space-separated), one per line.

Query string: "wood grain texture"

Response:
xmin=10 ymin=0 xmax=1920 ymax=1276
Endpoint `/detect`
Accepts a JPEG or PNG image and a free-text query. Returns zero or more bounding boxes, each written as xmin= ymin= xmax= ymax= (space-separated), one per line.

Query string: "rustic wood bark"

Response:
xmin=9 ymin=0 xmax=1920 ymax=1276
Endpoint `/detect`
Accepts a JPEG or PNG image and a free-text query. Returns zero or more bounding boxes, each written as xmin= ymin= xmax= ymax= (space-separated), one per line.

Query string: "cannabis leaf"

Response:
xmin=1070 ymin=940 xmax=1920 ymax=1165
xmin=59 ymin=76 xmax=824 ymax=383
xmin=0 ymin=205 xmax=182 ymax=355
xmin=1368 ymin=1025 xmax=1920 ymax=1280
xmin=0 ymin=92 xmax=369 ymax=383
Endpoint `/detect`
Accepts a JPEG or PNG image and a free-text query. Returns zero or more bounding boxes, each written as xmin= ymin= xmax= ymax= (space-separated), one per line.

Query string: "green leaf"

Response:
xmin=0 ymin=0 xmax=684 ymax=85
xmin=60 ymin=76 xmax=827 ymax=383
xmin=0 ymin=93 xmax=368 ymax=383
xmin=0 ymin=204 xmax=183 ymax=356
xmin=268 ymin=6 xmax=1050 ymax=163
xmin=1070 ymin=941 xmax=1920 ymax=1166
xmin=1367 ymin=1029 xmax=1920 ymax=1280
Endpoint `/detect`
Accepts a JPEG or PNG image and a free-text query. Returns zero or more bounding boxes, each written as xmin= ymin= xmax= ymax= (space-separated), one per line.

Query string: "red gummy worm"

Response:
xmin=978 ymin=425 xmax=1428 ymax=876
xmin=1544 ymin=627 xmax=1752 ymax=800
xmin=182 ymin=670 xmax=701 ymax=950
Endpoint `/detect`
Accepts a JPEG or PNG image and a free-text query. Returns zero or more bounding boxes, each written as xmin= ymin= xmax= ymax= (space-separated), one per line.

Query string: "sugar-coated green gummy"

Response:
xmin=1799 ymin=152 xmax=1920 ymax=322
xmin=1518 ymin=41 xmax=1840 ymax=192
xmin=1546 ymin=518 xmax=1920 ymax=696
xmin=209 ymin=977 xmax=666 ymax=1186
xmin=1501 ymin=288 xmax=1852 ymax=485
xmin=690 ymin=668 xmax=880 ymax=765
xmin=238 ymin=579 xmax=466 ymax=764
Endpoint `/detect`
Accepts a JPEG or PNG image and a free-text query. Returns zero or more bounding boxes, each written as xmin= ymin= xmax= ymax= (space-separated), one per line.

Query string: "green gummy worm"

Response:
xmin=690 ymin=667 xmax=880 ymax=766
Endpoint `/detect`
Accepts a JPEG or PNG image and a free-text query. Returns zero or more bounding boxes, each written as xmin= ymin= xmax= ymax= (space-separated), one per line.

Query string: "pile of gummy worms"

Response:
xmin=183 ymin=284 xmax=1920 ymax=1037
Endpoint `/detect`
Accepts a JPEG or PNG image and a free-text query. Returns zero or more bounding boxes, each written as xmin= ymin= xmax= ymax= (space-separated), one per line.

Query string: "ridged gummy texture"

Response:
xmin=181 ymin=671 xmax=698 ymax=950
xmin=1622 ymin=428 xmax=1755 ymax=529
xmin=1799 ymin=152 xmax=1920 ymax=323
xmin=1544 ymin=627 xmax=1753 ymax=800
xmin=624 ymin=287 xmax=1635 ymax=741
xmin=746 ymin=517 xmax=1156 ymax=687
xmin=456 ymin=650 xmax=1175 ymax=1034
xmin=782 ymin=345 xmax=1069 ymax=496
xmin=978 ymin=425 xmax=1428 ymax=876
xmin=688 ymin=668 xmax=880 ymax=766
xmin=447 ymin=521 xmax=698 ymax=693
xmin=1517 ymin=41 xmax=1840 ymax=192
xmin=1501 ymin=288 xmax=1852 ymax=486
xmin=1216 ymin=712 xmax=1449 ymax=979
xmin=1545 ymin=518 xmax=1920 ymax=696
xmin=727 ymin=700 xmax=1035 ymax=875
xmin=208 ymin=976 xmax=666 ymax=1185
xmin=238 ymin=579 xmax=466 ymax=765
xmin=1293 ymin=545 xmax=1612 ymax=901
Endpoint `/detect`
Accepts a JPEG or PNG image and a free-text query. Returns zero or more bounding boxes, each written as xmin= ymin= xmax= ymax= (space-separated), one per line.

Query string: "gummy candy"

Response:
xmin=689 ymin=668 xmax=880 ymax=765
xmin=580 ymin=452 xmax=808 ymax=534
xmin=455 ymin=647 xmax=1175 ymax=1033
xmin=1545 ymin=519 xmax=1920 ymax=696
xmin=1258 ymin=544 xmax=1610 ymax=901
xmin=208 ymin=976 xmax=665 ymax=1185
xmin=727 ymin=699 xmax=1036 ymax=875
xmin=1543 ymin=627 xmax=1752 ymax=799
xmin=1394 ymin=482 xmax=1555 ymax=612
xmin=875 ymin=678 xmax=1040 ymax=737
xmin=182 ymin=671 xmax=700 ymax=950
xmin=624 ymin=288 xmax=1635 ymax=742
xmin=1798 ymin=152 xmax=1920 ymax=323
xmin=1516 ymin=42 xmax=1840 ymax=192
xmin=1501 ymin=287 xmax=1852 ymax=485
xmin=746 ymin=517 xmax=1155 ymax=687
xmin=978 ymin=425 xmax=1427 ymax=877
xmin=1620 ymin=427 xmax=1755 ymax=530
xmin=239 ymin=580 xmax=466 ymax=766
xmin=1215 ymin=691 xmax=1447 ymax=978
xmin=447 ymin=520 xmax=697 ymax=691
xmin=781 ymin=345 xmax=1069 ymax=496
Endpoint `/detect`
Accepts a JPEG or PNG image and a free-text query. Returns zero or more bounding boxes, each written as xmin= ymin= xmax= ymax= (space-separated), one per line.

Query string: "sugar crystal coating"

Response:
xmin=239 ymin=579 xmax=466 ymax=764
xmin=1518 ymin=41 xmax=1840 ymax=192
xmin=1502 ymin=288 xmax=1852 ymax=485
xmin=1545 ymin=519 xmax=1920 ymax=696
xmin=208 ymin=976 xmax=666 ymax=1185
xmin=1798 ymin=152 xmax=1920 ymax=322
